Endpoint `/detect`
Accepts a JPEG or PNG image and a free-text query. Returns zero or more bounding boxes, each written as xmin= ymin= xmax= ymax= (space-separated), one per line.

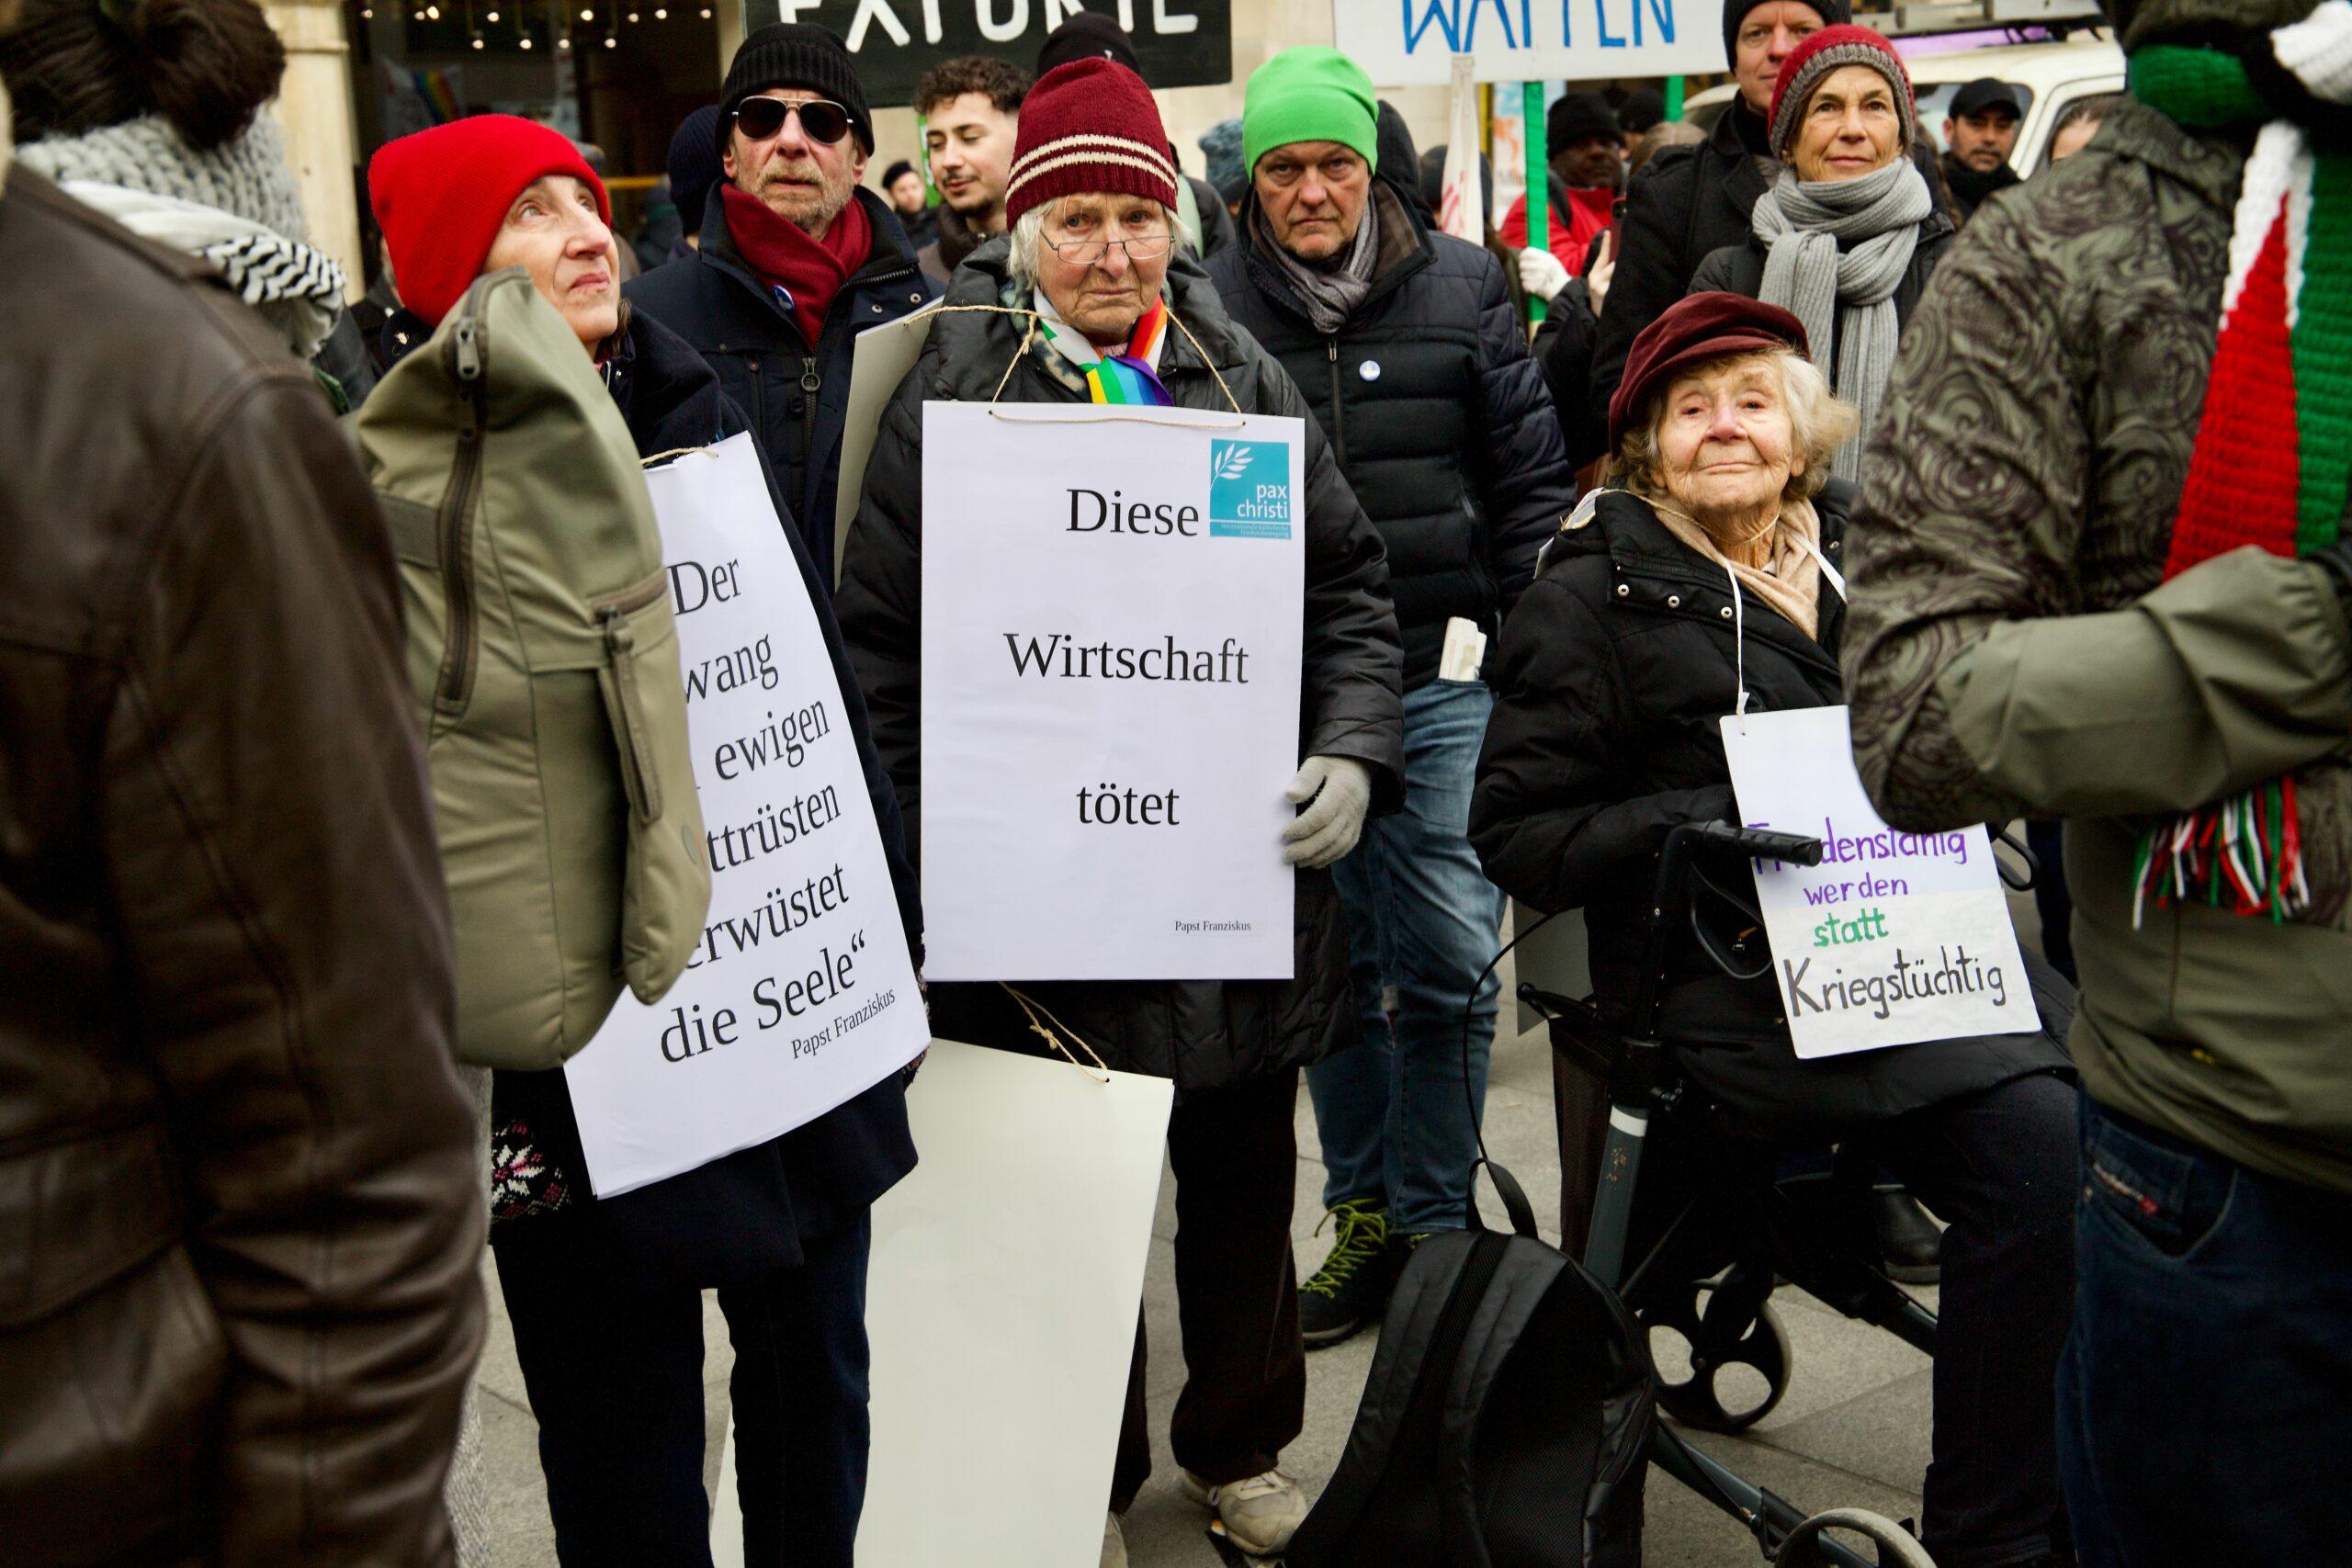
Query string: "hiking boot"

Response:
xmin=1872 ymin=1187 xmax=1943 ymax=1285
xmin=1299 ymin=1198 xmax=1398 ymax=1348
xmin=1182 ymin=1468 xmax=1310 ymax=1555
xmin=1100 ymin=1510 xmax=1127 ymax=1568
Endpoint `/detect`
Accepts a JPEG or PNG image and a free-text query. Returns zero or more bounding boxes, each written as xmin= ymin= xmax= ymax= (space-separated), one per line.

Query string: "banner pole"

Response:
xmin=1665 ymin=73 xmax=1686 ymax=121
xmin=1522 ymin=79 xmax=1547 ymax=325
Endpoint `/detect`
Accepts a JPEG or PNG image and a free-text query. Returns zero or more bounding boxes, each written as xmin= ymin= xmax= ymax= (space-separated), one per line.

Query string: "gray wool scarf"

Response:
xmin=1253 ymin=193 xmax=1378 ymax=335
xmin=1750 ymin=158 xmax=1931 ymax=482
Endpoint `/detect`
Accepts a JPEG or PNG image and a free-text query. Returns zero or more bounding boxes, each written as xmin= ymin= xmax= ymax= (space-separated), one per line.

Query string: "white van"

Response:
xmin=1683 ymin=30 xmax=2125 ymax=175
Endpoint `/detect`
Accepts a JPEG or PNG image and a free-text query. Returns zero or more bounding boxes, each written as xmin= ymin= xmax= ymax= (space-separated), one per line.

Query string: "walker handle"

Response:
xmin=1697 ymin=821 xmax=1825 ymax=867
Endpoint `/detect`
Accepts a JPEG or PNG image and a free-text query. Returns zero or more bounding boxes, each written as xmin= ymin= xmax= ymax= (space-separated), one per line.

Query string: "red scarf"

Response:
xmin=720 ymin=183 xmax=872 ymax=346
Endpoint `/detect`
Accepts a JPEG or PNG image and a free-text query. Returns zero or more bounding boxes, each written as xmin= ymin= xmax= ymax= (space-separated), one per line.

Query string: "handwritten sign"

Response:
xmin=565 ymin=434 xmax=928 ymax=1197
xmin=1334 ymin=0 xmax=1726 ymax=86
xmin=1721 ymin=705 xmax=2033 ymax=1060
xmin=920 ymin=402 xmax=1305 ymax=981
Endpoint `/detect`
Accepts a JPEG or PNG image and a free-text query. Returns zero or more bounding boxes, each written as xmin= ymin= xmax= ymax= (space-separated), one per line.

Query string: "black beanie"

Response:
xmin=718 ymin=23 xmax=874 ymax=154
xmin=1036 ymin=10 xmax=1141 ymax=77
xmin=1720 ymin=0 xmax=1851 ymax=62
xmin=667 ymin=105 xmax=724 ymax=236
xmin=1619 ymin=85 xmax=1666 ymax=135
xmin=1546 ymin=91 xmax=1620 ymax=150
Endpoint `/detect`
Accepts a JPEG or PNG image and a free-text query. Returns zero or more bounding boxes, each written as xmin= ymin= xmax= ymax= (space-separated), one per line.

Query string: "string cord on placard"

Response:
xmin=1001 ymin=984 xmax=1113 ymax=1085
xmin=639 ymin=446 xmax=714 ymax=468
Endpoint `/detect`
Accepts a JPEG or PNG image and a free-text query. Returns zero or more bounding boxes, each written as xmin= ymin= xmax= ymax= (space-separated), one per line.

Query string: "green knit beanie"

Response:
xmin=1243 ymin=47 xmax=1380 ymax=178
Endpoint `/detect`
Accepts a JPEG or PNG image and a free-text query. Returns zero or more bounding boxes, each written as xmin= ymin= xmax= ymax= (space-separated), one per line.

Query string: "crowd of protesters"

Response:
xmin=3 ymin=0 xmax=2348 ymax=1565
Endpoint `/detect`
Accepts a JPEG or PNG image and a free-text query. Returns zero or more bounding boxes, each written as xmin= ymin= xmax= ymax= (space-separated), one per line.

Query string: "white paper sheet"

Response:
xmin=565 ymin=434 xmax=928 ymax=1196
xmin=1722 ymin=705 xmax=2035 ymax=1059
xmin=711 ymin=1039 xmax=1174 ymax=1568
xmin=918 ymin=401 xmax=1306 ymax=981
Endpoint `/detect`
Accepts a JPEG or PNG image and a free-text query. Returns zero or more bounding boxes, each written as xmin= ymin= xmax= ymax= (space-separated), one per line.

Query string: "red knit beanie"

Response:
xmin=368 ymin=115 xmax=611 ymax=327
xmin=1767 ymin=24 xmax=1915 ymax=159
xmin=1003 ymin=58 xmax=1180 ymax=230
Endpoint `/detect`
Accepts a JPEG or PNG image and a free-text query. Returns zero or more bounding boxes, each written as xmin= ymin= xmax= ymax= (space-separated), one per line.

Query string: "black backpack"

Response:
xmin=1287 ymin=1168 xmax=1655 ymax=1568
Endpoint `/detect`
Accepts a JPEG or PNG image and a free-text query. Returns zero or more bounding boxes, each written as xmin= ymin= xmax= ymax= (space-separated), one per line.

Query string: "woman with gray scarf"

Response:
xmin=1690 ymin=23 xmax=1953 ymax=482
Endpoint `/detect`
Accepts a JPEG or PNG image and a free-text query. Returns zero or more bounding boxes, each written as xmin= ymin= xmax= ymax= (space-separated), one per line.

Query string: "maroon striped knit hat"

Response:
xmin=1004 ymin=57 xmax=1181 ymax=229
xmin=1767 ymin=24 xmax=1916 ymax=159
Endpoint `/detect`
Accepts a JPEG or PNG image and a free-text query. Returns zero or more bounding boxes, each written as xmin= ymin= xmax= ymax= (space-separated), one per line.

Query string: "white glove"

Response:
xmin=1585 ymin=230 xmax=1617 ymax=318
xmin=1282 ymin=756 xmax=1373 ymax=869
xmin=1518 ymin=245 xmax=1571 ymax=304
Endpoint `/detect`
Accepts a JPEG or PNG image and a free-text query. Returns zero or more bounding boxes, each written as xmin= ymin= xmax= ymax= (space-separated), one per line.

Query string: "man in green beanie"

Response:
xmin=1845 ymin=2 xmax=2352 ymax=1561
xmin=1209 ymin=48 xmax=1577 ymax=1351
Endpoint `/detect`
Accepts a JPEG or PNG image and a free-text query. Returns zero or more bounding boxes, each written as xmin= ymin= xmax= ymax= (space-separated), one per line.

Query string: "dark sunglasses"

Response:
xmin=731 ymin=96 xmax=854 ymax=145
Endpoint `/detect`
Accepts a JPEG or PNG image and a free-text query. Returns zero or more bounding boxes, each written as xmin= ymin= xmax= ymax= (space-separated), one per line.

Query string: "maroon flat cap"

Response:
xmin=1607 ymin=291 xmax=1812 ymax=452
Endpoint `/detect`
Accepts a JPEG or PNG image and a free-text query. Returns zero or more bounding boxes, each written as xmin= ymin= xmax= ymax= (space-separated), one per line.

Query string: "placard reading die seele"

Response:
xmin=1721 ymin=705 xmax=2034 ymax=1060
xmin=920 ymin=402 xmax=1306 ymax=982
xmin=565 ymin=434 xmax=928 ymax=1199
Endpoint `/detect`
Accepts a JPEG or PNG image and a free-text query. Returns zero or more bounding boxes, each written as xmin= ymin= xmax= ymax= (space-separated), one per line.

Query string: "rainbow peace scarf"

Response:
xmin=1036 ymin=293 xmax=1174 ymax=406
xmin=2131 ymin=21 xmax=2352 ymax=921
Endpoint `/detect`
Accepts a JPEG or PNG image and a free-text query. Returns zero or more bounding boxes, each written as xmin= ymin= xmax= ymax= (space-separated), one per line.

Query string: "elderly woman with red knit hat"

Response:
xmin=1689 ymin=24 xmax=1956 ymax=482
xmin=367 ymin=112 xmax=923 ymax=1568
xmin=834 ymin=58 xmax=1403 ymax=1566
xmin=1474 ymin=291 xmax=2078 ymax=1568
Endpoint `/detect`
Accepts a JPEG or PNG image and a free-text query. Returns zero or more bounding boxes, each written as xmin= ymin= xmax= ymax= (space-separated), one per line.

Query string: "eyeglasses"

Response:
xmin=731 ymin=96 xmax=853 ymax=145
xmin=1044 ymin=231 xmax=1173 ymax=265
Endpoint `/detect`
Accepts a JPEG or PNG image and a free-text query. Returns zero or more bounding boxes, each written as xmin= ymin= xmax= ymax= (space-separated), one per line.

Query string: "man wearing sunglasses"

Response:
xmin=628 ymin=20 xmax=938 ymax=592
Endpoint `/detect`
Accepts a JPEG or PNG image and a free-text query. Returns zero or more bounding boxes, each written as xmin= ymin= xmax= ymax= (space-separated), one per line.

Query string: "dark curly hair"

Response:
xmin=1 ymin=0 xmax=284 ymax=150
xmin=912 ymin=54 xmax=1029 ymax=120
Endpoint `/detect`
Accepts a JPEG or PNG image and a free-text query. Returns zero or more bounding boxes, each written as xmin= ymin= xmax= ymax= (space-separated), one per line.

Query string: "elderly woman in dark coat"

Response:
xmin=833 ymin=59 xmax=1403 ymax=1568
xmin=1471 ymin=293 xmax=2076 ymax=1568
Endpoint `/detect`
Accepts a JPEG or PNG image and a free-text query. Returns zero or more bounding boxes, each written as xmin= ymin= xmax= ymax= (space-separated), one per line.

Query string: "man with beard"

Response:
xmin=628 ymin=21 xmax=936 ymax=589
xmin=912 ymin=54 xmax=1027 ymax=285
xmin=1940 ymin=77 xmax=2023 ymax=222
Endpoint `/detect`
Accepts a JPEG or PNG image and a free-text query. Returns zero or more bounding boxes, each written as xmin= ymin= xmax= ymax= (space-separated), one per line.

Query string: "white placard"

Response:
xmin=920 ymin=402 xmax=1306 ymax=981
xmin=1721 ymin=705 xmax=2034 ymax=1060
xmin=565 ymin=434 xmax=929 ymax=1197
xmin=1334 ymin=0 xmax=1727 ymax=87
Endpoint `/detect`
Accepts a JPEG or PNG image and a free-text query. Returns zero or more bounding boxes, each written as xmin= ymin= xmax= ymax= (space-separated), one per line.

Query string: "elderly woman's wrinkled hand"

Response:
xmin=1281 ymin=756 xmax=1373 ymax=868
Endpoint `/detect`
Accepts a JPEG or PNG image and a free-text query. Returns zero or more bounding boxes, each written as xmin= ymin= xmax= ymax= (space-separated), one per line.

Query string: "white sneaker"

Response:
xmin=1100 ymin=1509 xmax=1127 ymax=1568
xmin=1180 ymin=1468 xmax=1309 ymax=1555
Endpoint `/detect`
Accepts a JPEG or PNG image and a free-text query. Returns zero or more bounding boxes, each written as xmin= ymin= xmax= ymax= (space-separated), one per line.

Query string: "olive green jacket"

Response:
xmin=1842 ymin=96 xmax=2352 ymax=1193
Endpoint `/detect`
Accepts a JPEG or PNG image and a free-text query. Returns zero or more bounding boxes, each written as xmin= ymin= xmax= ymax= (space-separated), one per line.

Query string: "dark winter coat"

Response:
xmin=625 ymin=184 xmax=940 ymax=588
xmin=1471 ymin=487 xmax=2069 ymax=1139
xmin=836 ymin=241 xmax=1407 ymax=1097
xmin=1687 ymin=209 xmax=1957 ymax=360
xmin=1209 ymin=181 xmax=1578 ymax=689
xmin=381 ymin=307 xmax=927 ymax=1287
xmin=1533 ymin=274 xmax=1607 ymax=470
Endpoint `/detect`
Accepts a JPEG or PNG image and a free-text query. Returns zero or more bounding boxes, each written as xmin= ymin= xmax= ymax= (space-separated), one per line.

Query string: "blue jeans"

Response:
xmin=1310 ymin=677 xmax=1508 ymax=1234
xmin=2059 ymin=1096 xmax=2352 ymax=1567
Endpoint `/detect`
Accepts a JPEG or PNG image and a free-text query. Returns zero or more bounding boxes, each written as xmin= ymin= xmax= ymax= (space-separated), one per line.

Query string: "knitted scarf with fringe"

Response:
xmin=2128 ymin=3 xmax=2352 ymax=922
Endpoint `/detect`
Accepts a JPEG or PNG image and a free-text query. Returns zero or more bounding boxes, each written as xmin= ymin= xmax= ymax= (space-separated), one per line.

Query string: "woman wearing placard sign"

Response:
xmin=834 ymin=58 xmax=1404 ymax=1564
xmin=368 ymin=115 xmax=924 ymax=1566
xmin=1468 ymin=293 xmax=2077 ymax=1568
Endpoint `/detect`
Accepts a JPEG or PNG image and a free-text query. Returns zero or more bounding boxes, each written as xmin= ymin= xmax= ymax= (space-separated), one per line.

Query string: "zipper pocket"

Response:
xmin=799 ymin=355 xmax=821 ymax=453
xmin=594 ymin=571 xmax=673 ymax=826
xmin=1324 ymin=338 xmax=1348 ymax=469
xmin=432 ymin=308 xmax=490 ymax=715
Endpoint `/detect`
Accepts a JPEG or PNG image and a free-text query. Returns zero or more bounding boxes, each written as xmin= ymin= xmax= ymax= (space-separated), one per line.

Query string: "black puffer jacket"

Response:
xmin=625 ymin=185 xmax=939 ymax=588
xmin=837 ymin=242 xmax=1406 ymax=1097
xmin=1471 ymin=487 xmax=2069 ymax=1138
xmin=1209 ymin=182 xmax=1577 ymax=690
xmin=1687 ymin=209 xmax=1958 ymax=355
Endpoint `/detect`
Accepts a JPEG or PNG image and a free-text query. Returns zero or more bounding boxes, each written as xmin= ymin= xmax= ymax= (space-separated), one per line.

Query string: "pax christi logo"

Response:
xmin=1208 ymin=440 xmax=1293 ymax=539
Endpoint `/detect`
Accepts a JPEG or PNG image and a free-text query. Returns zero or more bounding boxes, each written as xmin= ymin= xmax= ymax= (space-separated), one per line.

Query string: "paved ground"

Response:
xmin=473 ymin=898 xmax=2016 ymax=1566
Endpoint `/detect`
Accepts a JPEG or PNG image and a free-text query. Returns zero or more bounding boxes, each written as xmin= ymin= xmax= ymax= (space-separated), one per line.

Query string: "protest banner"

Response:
xmin=743 ymin=0 xmax=1231 ymax=105
xmin=1721 ymin=705 xmax=2034 ymax=1061
xmin=836 ymin=301 xmax=941 ymax=588
xmin=564 ymin=434 xmax=928 ymax=1198
xmin=920 ymin=400 xmax=1305 ymax=981
xmin=1334 ymin=0 xmax=1725 ymax=85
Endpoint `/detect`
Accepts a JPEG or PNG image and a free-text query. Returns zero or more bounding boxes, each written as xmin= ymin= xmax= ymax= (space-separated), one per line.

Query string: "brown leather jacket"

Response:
xmin=0 ymin=160 xmax=486 ymax=1562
